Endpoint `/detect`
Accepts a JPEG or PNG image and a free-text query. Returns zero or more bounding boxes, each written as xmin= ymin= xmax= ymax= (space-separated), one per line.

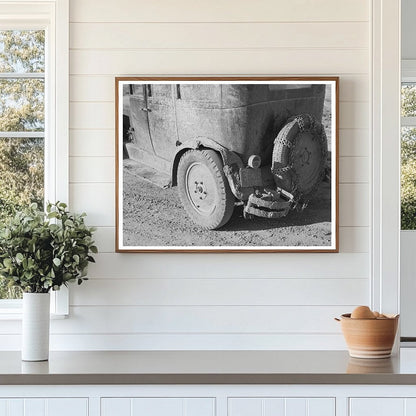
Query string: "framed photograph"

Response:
xmin=116 ymin=77 xmax=339 ymax=252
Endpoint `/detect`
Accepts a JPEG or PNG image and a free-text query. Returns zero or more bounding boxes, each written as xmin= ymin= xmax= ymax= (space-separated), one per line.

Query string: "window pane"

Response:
xmin=0 ymin=78 xmax=44 ymax=131
xmin=0 ymin=30 xmax=45 ymax=73
xmin=402 ymin=83 xmax=416 ymax=117
xmin=0 ymin=29 xmax=45 ymax=301
xmin=0 ymin=137 xmax=43 ymax=299
xmin=0 ymin=137 xmax=44 ymax=216
xmin=401 ymin=127 xmax=416 ymax=230
xmin=0 ymin=283 xmax=22 ymax=300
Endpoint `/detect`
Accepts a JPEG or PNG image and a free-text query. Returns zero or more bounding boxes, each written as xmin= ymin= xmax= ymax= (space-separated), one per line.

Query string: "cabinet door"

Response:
xmin=101 ymin=398 xmax=215 ymax=416
xmin=350 ymin=398 xmax=416 ymax=416
xmin=228 ymin=398 xmax=335 ymax=416
xmin=0 ymin=398 xmax=88 ymax=416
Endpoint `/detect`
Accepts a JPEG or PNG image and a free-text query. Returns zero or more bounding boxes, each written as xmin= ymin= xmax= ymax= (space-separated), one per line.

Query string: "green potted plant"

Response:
xmin=0 ymin=202 xmax=97 ymax=361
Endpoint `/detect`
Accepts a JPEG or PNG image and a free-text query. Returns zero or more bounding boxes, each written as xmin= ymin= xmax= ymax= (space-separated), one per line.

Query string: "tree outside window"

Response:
xmin=0 ymin=30 xmax=45 ymax=299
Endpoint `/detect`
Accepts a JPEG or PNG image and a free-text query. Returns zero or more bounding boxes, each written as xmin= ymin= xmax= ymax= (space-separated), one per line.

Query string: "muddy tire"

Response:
xmin=177 ymin=149 xmax=234 ymax=229
xmin=272 ymin=114 xmax=327 ymax=199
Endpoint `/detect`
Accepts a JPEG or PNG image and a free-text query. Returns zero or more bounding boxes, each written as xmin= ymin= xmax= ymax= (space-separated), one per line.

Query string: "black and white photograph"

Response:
xmin=116 ymin=77 xmax=338 ymax=252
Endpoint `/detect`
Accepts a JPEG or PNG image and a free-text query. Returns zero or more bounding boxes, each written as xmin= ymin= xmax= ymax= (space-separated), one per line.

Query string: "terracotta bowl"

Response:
xmin=337 ymin=313 xmax=399 ymax=359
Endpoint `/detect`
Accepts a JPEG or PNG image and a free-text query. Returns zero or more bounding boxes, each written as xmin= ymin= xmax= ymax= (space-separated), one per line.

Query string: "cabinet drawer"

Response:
xmin=228 ymin=397 xmax=335 ymax=416
xmin=0 ymin=398 xmax=88 ymax=416
xmin=101 ymin=397 xmax=215 ymax=416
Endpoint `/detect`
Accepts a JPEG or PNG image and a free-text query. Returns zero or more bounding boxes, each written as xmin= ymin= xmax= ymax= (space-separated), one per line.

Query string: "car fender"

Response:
xmin=171 ymin=137 xmax=244 ymax=189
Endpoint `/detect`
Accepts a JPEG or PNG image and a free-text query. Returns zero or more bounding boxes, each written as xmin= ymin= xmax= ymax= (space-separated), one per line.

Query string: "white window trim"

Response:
xmin=371 ymin=0 xmax=401 ymax=324
xmin=0 ymin=0 xmax=69 ymax=317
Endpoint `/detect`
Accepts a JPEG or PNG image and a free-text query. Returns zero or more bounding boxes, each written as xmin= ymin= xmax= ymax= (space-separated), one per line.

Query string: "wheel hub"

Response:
xmin=185 ymin=162 xmax=216 ymax=215
xmin=194 ymin=181 xmax=208 ymax=200
xmin=292 ymin=131 xmax=323 ymax=193
xmin=300 ymin=147 xmax=311 ymax=166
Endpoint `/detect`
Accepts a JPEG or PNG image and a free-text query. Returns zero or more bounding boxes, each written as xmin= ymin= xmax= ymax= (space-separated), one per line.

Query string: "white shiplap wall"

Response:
xmin=59 ymin=0 xmax=371 ymax=350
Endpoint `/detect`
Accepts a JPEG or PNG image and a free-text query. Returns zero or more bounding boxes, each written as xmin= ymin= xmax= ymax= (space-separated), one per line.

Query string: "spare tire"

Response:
xmin=271 ymin=114 xmax=328 ymax=200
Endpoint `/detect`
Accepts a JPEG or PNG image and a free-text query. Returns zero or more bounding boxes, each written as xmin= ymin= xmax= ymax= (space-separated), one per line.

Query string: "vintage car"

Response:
xmin=123 ymin=82 xmax=328 ymax=230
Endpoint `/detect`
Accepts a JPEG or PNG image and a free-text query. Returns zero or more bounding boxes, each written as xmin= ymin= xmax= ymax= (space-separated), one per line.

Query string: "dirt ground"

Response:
xmin=122 ymin=85 xmax=333 ymax=248
xmin=123 ymin=172 xmax=332 ymax=247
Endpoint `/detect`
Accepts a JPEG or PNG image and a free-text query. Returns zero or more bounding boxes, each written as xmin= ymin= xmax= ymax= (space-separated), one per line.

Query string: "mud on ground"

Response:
xmin=122 ymin=171 xmax=332 ymax=248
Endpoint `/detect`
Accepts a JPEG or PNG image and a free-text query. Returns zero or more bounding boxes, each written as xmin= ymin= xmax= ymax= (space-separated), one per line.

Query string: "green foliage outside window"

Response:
xmin=0 ymin=30 xmax=45 ymax=298
xmin=401 ymin=84 xmax=416 ymax=230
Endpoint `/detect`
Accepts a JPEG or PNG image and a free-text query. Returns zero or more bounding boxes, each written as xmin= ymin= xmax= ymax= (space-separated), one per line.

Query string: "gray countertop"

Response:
xmin=2 ymin=349 xmax=416 ymax=385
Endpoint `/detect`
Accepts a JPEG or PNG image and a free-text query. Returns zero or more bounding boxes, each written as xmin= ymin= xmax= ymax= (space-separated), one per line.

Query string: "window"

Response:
xmin=0 ymin=0 xmax=69 ymax=314
xmin=401 ymin=80 xmax=416 ymax=229
xmin=0 ymin=29 xmax=45 ymax=300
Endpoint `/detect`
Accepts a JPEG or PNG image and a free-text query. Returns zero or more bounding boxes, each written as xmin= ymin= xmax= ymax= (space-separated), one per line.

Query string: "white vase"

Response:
xmin=22 ymin=292 xmax=50 ymax=361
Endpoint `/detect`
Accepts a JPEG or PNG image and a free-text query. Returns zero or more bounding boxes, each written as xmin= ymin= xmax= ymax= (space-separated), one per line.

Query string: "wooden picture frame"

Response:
xmin=115 ymin=77 xmax=339 ymax=253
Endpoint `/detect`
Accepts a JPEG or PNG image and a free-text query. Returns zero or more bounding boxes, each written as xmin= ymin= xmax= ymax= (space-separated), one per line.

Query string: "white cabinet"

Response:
xmin=101 ymin=398 xmax=215 ymax=416
xmin=5 ymin=385 xmax=416 ymax=416
xmin=228 ymin=398 xmax=335 ymax=416
xmin=0 ymin=398 xmax=88 ymax=416
xmin=350 ymin=398 xmax=416 ymax=416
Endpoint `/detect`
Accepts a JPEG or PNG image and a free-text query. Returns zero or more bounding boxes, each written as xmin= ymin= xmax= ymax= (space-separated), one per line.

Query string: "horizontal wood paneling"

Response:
xmin=86 ymin=253 xmax=369 ymax=279
xmin=70 ymin=278 xmax=368 ymax=306
xmin=60 ymin=0 xmax=372 ymax=351
xmin=0 ymin=306 xmax=356 ymax=335
xmin=69 ymin=0 xmax=369 ymax=23
xmin=70 ymin=76 xmax=115 ymax=102
xmin=69 ymin=183 xmax=114 ymax=226
xmin=60 ymin=306 xmax=354 ymax=334
xmin=0 ymin=333 xmax=347 ymax=350
xmin=339 ymin=157 xmax=369 ymax=183
xmin=70 ymin=49 xmax=368 ymax=76
xmin=92 ymin=227 xmax=115 ymax=253
xmin=70 ymin=157 xmax=114 ymax=183
xmin=69 ymin=129 xmax=114 ymax=157
xmin=69 ymin=74 xmax=369 ymax=103
xmin=70 ymin=103 xmax=114 ymax=129
xmin=339 ymin=102 xmax=369 ymax=129
xmin=339 ymin=184 xmax=369 ymax=227
xmin=339 ymin=227 xmax=369 ymax=253
xmin=339 ymin=129 xmax=369 ymax=157
xmin=70 ymin=22 xmax=368 ymax=50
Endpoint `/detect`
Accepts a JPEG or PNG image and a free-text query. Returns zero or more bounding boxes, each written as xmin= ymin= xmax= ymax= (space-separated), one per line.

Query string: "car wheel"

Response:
xmin=272 ymin=113 xmax=328 ymax=199
xmin=177 ymin=149 xmax=234 ymax=230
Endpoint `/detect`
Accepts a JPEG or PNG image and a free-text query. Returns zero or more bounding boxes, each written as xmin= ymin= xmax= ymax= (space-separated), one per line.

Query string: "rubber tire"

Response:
xmin=177 ymin=149 xmax=234 ymax=230
xmin=272 ymin=114 xmax=327 ymax=199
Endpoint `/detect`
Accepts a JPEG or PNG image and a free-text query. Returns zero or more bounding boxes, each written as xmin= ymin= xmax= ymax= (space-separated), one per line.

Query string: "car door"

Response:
xmin=146 ymin=84 xmax=178 ymax=162
xmin=129 ymin=84 xmax=154 ymax=154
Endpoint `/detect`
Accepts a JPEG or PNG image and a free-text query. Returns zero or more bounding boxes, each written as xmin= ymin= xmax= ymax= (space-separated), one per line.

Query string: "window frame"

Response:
xmin=399 ymin=60 xmax=416 ymax=340
xmin=371 ymin=0 xmax=401 ymax=321
xmin=0 ymin=0 xmax=69 ymax=316
xmin=401 ymin=61 xmax=416 ymax=233
xmin=401 ymin=63 xmax=416 ymax=127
